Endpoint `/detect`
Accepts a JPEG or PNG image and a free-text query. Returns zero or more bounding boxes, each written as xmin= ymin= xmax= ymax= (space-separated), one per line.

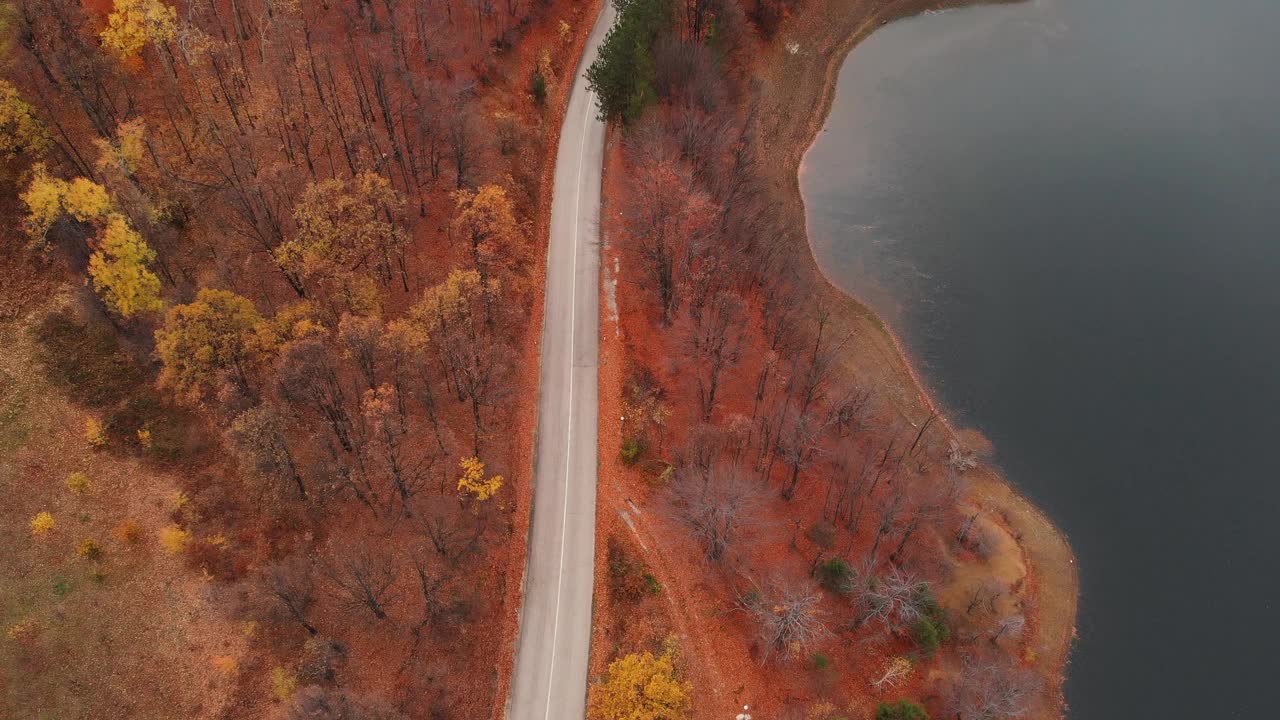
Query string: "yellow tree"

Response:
xmin=100 ymin=0 xmax=178 ymax=59
xmin=155 ymin=289 xmax=266 ymax=401
xmin=456 ymin=456 xmax=502 ymax=501
xmin=20 ymin=164 xmax=112 ymax=242
xmin=0 ymin=80 xmax=50 ymax=160
xmin=451 ymin=184 xmax=526 ymax=288
xmin=588 ymin=647 xmax=691 ymax=720
xmin=93 ymin=118 xmax=147 ymax=177
xmin=410 ymin=269 xmax=506 ymax=452
xmin=88 ymin=214 xmax=164 ymax=317
xmin=276 ymin=171 xmax=407 ymax=304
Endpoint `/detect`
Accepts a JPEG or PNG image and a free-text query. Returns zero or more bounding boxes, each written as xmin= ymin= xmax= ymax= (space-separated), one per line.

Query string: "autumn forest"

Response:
xmin=0 ymin=1 xmax=1075 ymax=719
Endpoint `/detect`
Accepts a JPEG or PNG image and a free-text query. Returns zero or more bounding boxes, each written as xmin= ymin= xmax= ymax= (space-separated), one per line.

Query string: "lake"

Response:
xmin=800 ymin=0 xmax=1280 ymax=716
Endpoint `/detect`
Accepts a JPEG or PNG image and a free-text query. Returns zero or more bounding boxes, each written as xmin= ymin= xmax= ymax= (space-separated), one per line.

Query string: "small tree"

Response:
xmin=155 ymin=289 xmax=265 ymax=400
xmin=88 ymin=214 xmax=164 ymax=318
xmin=588 ymin=645 xmax=691 ymax=720
xmin=457 ymin=456 xmax=503 ymax=501
xmin=0 ymin=80 xmax=50 ymax=159
xmin=30 ymin=512 xmax=55 ymax=536
xmin=743 ymin=580 xmax=828 ymax=663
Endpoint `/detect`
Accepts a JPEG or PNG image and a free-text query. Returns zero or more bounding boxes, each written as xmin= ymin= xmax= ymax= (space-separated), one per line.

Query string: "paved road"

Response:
xmin=507 ymin=4 xmax=614 ymax=720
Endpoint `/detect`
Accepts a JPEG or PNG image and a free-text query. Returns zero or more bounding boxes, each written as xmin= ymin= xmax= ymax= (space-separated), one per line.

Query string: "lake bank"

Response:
xmin=753 ymin=0 xmax=1077 ymax=714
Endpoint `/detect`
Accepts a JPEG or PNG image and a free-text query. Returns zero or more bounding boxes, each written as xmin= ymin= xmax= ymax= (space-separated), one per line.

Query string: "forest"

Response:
xmin=584 ymin=0 xmax=1070 ymax=718
xmin=0 ymin=0 xmax=1072 ymax=719
xmin=1 ymin=0 xmax=598 ymax=717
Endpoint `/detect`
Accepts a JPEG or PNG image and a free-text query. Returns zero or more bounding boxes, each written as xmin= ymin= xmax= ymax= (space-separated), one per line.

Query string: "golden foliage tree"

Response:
xmin=88 ymin=213 xmax=164 ymax=317
xmin=456 ymin=456 xmax=502 ymax=501
xmin=93 ymin=118 xmax=147 ymax=177
xmin=155 ymin=288 xmax=265 ymax=400
xmin=411 ymin=269 xmax=507 ymax=451
xmin=20 ymin=164 xmax=112 ymax=241
xmin=30 ymin=512 xmax=55 ymax=536
xmin=275 ymin=171 xmax=407 ymax=305
xmin=452 ymin=184 xmax=526 ymax=287
xmin=588 ymin=646 xmax=692 ymax=720
xmin=0 ymin=80 xmax=50 ymax=159
xmin=100 ymin=0 xmax=178 ymax=58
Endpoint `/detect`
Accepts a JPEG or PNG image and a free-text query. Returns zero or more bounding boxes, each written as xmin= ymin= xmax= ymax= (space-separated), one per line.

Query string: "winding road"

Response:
xmin=506 ymin=4 xmax=614 ymax=719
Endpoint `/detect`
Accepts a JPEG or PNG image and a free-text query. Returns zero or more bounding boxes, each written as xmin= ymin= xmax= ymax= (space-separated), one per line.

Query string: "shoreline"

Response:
xmin=758 ymin=0 xmax=1078 ymax=714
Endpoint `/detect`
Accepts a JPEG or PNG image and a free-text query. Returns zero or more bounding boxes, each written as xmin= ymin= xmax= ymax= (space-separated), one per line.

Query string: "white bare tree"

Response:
xmin=741 ymin=579 xmax=829 ymax=663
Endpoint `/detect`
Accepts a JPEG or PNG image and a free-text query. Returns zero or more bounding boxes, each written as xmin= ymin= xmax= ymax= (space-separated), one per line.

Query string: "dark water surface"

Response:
xmin=800 ymin=0 xmax=1280 ymax=716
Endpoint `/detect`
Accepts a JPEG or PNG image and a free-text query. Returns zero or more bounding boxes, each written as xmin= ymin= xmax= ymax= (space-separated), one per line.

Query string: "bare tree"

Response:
xmin=265 ymin=556 xmax=320 ymax=636
xmin=947 ymin=656 xmax=1040 ymax=720
xmin=324 ymin=547 xmax=399 ymax=620
xmin=857 ymin=567 xmax=929 ymax=630
xmin=229 ymin=404 xmax=308 ymax=500
xmin=338 ymin=313 xmax=384 ymax=391
xmin=741 ymin=579 xmax=828 ymax=663
xmin=680 ymin=285 xmax=746 ymax=422
xmin=619 ymin=126 xmax=719 ymax=324
xmin=670 ymin=463 xmax=759 ymax=562
xmin=416 ymin=494 xmax=483 ymax=562
xmin=286 ymin=686 xmax=409 ymax=720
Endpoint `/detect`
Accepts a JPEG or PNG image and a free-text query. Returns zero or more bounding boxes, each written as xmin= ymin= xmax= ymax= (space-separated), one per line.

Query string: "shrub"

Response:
xmin=65 ymin=471 xmax=90 ymax=493
xmin=908 ymin=586 xmax=950 ymax=655
xmin=84 ymin=417 xmax=107 ymax=448
xmin=644 ymin=573 xmax=661 ymax=595
xmin=531 ymin=71 xmax=548 ymax=105
xmin=52 ymin=578 xmax=73 ymax=597
xmin=158 ymin=525 xmax=190 ymax=554
xmin=271 ymin=666 xmax=297 ymax=701
xmin=30 ymin=511 xmax=54 ymax=535
xmin=815 ymin=557 xmax=856 ymax=595
xmin=113 ymin=519 xmax=144 ymax=544
xmin=875 ymin=700 xmax=929 ymax=720
xmin=607 ymin=536 xmax=652 ymax=604
xmin=620 ymin=437 xmax=644 ymax=465
xmin=77 ymin=538 xmax=102 ymax=560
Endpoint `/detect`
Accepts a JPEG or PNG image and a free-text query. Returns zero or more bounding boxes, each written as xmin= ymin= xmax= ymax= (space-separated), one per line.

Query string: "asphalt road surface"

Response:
xmin=506 ymin=4 xmax=614 ymax=719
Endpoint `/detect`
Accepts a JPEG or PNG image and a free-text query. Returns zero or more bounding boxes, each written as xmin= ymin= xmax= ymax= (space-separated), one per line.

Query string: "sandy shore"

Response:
xmin=753 ymin=0 xmax=1078 ymax=715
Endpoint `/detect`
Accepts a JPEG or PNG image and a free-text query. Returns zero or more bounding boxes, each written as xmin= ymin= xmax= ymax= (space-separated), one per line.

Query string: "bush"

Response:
xmin=77 ymin=538 xmax=101 ymax=560
xmin=909 ymin=586 xmax=950 ymax=655
xmin=876 ymin=700 xmax=929 ymax=720
xmin=620 ymin=436 xmax=644 ymax=465
xmin=607 ymin=536 xmax=653 ymax=604
xmin=65 ymin=471 xmax=90 ymax=494
xmin=815 ymin=557 xmax=856 ymax=595
xmin=531 ymin=71 xmax=548 ymax=105
xmin=643 ymin=573 xmax=661 ymax=595
xmin=113 ymin=519 xmax=144 ymax=544
xmin=911 ymin=617 xmax=943 ymax=656
xmin=30 ymin=511 xmax=55 ymax=536
xmin=158 ymin=525 xmax=190 ymax=554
